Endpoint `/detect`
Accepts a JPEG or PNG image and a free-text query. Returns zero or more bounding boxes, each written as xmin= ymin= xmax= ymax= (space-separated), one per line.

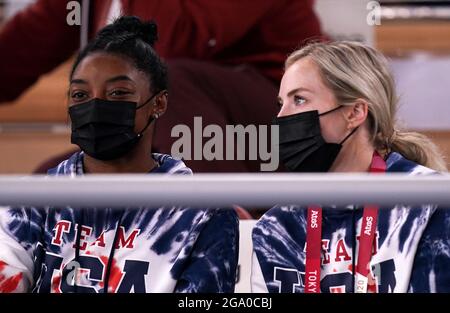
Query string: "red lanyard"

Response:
xmin=305 ymin=205 xmax=322 ymax=293
xmin=304 ymin=151 xmax=386 ymax=293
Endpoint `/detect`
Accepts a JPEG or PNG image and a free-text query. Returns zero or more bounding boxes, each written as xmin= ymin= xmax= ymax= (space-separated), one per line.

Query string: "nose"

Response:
xmin=277 ymin=104 xmax=291 ymax=118
xmin=91 ymin=91 xmax=105 ymax=100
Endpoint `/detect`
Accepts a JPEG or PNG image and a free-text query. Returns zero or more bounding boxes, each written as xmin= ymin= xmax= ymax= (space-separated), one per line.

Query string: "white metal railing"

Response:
xmin=0 ymin=173 xmax=450 ymax=208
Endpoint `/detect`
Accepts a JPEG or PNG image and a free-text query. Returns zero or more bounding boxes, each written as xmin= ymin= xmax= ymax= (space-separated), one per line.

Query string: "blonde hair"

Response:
xmin=286 ymin=41 xmax=447 ymax=172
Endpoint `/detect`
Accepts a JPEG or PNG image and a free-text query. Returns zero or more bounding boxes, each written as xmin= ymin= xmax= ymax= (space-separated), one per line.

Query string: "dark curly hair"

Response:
xmin=70 ymin=16 xmax=168 ymax=93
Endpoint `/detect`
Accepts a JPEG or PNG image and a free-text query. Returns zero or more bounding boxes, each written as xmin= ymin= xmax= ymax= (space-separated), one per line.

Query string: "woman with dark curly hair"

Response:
xmin=0 ymin=16 xmax=238 ymax=293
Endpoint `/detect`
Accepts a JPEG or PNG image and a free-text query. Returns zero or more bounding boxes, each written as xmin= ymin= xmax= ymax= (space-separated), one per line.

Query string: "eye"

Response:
xmin=294 ymin=95 xmax=306 ymax=106
xmin=109 ymin=89 xmax=132 ymax=97
xmin=71 ymin=91 xmax=88 ymax=101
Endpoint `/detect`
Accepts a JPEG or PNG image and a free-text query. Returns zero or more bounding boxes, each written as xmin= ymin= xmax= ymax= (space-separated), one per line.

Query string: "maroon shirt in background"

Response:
xmin=0 ymin=0 xmax=322 ymax=102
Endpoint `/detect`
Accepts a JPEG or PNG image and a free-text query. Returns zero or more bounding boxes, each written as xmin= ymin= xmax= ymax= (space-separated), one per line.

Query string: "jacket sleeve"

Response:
xmin=0 ymin=0 xmax=79 ymax=103
xmin=174 ymin=209 xmax=239 ymax=293
xmin=408 ymin=208 xmax=450 ymax=292
xmin=0 ymin=207 xmax=39 ymax=292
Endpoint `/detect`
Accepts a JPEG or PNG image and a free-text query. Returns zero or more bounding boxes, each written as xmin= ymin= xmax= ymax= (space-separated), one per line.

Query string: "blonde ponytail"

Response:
xmin=388 ymin=130 xmax=447 ymax=171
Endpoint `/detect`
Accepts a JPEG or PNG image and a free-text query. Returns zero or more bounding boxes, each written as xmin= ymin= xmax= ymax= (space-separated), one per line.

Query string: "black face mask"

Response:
xmin=273 ymin=106 xmax=358 ymax=172
xmin=69 ymin=93 xmax=159 ymax=161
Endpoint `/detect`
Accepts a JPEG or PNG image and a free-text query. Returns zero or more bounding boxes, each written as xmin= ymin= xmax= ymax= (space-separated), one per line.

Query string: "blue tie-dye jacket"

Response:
xmin=251 ymin=152 xmax=450 ymax=293
xmin=0 ymin=152 xmax=239 ymax=293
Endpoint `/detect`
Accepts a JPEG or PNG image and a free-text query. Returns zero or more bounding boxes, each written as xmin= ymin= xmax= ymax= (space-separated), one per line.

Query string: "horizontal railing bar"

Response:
xmin=0 ymin=173 xmax=449 ymax=208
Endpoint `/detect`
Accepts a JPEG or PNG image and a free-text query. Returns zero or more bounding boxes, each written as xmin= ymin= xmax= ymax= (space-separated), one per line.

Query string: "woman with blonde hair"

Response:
xmin=251 ymin=41 xmax=449 ymax=293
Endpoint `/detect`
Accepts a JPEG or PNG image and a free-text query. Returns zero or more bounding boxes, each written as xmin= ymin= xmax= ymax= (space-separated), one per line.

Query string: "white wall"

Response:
xmin=390 ymin=54 xmax=450 ymax=130
xmin=314 ymin=0 xmax=375 ymax=45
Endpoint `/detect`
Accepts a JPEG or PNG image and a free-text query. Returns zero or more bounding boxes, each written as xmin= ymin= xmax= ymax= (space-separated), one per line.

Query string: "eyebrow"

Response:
xmin=105 ymin=75 xmax=134 ymax=84
xmin=70 ymin=78 xmax=88 ymax=85
xmin=278 ymin=87 xmax=313 ymax=104
xmin=70 ymin=75 xmax=134 ymax=85
xmin=286 ymin=87 xmax=313 ymax=98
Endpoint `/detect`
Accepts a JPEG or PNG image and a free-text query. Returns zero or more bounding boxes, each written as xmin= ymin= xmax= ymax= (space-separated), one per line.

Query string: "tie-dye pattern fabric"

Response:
xmin=252 ymin=152 xmax=450 ymax=293
xmin=0 ymin=152 xmax=239 ymax=293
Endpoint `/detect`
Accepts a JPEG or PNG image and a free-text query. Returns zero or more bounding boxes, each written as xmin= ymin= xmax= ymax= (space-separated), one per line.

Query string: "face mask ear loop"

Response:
xmin=135 ymin=90 xmax=167 ymax=138
xmin=136 ymin=89 xmax=167 ymax=110
xmin=136 ymin=95 xmax=155 ymax=110
xmin=318 ymin=105 xmax=344 ymax=117
xmin=340 ymin=126 xmax=359 ymax=145
xmin=136 ymin=115 xmax=155 ymax=138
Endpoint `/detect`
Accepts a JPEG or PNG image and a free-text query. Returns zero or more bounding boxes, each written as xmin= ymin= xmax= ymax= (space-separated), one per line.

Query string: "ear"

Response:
xmin=152 ymin=91 xmax=168 ymax=118
xmin=344 ymin=99 xmax=369 ymax=129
